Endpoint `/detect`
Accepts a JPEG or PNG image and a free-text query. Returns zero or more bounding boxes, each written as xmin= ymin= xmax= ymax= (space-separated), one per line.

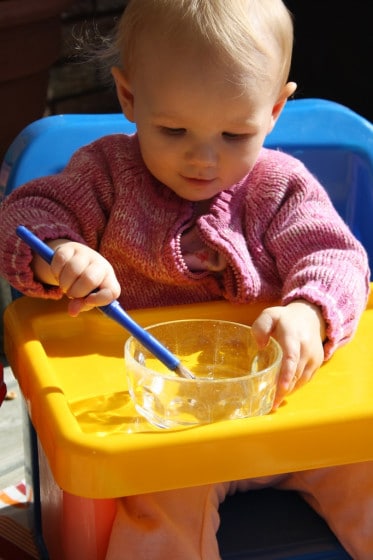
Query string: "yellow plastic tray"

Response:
xmin=4 ymin=289 xmax=373 ymax=499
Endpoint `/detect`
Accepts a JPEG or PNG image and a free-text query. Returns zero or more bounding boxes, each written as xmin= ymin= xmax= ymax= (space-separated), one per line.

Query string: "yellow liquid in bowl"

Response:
xmin=144 ymin=352 xmax=250 ymax=380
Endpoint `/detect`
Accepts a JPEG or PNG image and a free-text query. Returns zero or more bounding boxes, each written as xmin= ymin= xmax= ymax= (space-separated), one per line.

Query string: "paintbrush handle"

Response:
xmin=17 ymin=225 xmax=54 ymax=264
xmin=99 ymin=300 xmax=180 ymax=369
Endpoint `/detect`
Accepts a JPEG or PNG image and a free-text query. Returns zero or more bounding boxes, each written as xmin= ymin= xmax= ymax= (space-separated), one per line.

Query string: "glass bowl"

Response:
xmin=124 ymin=319 xmax=282 ymax=429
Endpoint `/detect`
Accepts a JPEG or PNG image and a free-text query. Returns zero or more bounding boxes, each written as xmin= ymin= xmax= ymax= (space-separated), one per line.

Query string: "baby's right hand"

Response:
xmin=32 ymin=239 xmax=121 ymax=316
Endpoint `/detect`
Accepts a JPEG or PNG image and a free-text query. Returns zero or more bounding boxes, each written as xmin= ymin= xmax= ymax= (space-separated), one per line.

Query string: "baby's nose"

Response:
xmin=186 ymin=142 xmax=217 ymax=166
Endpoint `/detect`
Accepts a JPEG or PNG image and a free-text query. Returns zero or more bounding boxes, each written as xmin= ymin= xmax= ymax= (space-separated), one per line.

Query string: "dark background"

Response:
xmin=285 ymin=1 xmax=372 ymax=122
xmin=46 ymin=1 xmax=372 ymax=124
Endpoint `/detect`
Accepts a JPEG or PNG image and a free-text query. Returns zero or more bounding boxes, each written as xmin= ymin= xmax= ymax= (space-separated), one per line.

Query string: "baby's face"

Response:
xmin=128 ymin=44 xmax=280 ymax=201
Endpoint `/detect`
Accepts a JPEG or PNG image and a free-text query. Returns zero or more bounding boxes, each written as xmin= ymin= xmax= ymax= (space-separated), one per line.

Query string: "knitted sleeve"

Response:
xmin=248 ymin=151 xmax=370 ymax=358
xmin=0 ymin=135 xmax=125 ymax=299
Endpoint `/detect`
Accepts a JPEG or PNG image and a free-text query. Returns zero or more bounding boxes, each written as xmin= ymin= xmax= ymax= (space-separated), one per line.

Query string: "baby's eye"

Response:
xmin=159 ymin=127 xmax=186 ymax=136
xmin=222 ymin=132 xmax=250 ymax=141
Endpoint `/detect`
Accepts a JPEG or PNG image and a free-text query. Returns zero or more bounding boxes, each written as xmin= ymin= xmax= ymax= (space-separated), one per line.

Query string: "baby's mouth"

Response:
xmin=181 ymin=175 xmax=217 ymax=185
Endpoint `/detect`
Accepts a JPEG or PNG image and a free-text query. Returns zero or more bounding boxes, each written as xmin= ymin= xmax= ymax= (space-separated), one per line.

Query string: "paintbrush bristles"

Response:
xmin=175 ymin=363 xmax=196 ymax=379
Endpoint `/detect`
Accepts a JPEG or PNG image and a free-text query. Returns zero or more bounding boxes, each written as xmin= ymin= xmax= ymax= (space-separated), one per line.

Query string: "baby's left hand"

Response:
xmin=251 ymin=300 xmax=326 ymax=409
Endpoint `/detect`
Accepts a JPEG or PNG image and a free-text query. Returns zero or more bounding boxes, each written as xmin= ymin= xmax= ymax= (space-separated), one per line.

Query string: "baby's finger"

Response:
xmin=50 ymin=244 xmax=78 ymax=280
xmin=63 ymin=265 xmax=108 ymax=299
xmin=67 ymin=297 xmax=93 ymax=317
xmin=273 ymin=358 xmax=297 ymax=408
xmin=251 ymin=309 xmax=279 ymax=348
xmin=66 ymin=284 xmax=121 ymax=317
xmin=272 ymin=336 xmax=302 ymax=408
xmin=83 ymin=285 xmax=121 ymax=307
xmin=273 ymin=350 xmax=317 ymax=409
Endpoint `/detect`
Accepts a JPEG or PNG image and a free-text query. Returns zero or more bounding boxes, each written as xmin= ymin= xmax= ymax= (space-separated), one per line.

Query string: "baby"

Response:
xmin=0 ymin=1 xmax=371 ymax=558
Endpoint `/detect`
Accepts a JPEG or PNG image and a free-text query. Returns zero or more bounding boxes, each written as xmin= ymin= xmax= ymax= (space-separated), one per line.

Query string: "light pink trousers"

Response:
xmin=106 ymin=462 xmax=373 ymax=560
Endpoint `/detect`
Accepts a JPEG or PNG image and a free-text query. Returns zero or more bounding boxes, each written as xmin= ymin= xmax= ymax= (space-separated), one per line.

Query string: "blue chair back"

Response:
xmin=1 ymin=98 xmax=373 ymax=273
xmin=1 ymin=114 xmax=135 ymax=194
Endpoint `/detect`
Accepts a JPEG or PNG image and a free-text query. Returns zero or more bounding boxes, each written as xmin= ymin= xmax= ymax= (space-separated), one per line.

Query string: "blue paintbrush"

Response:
xmin=16 ymin=225 xmax=195 ymax=379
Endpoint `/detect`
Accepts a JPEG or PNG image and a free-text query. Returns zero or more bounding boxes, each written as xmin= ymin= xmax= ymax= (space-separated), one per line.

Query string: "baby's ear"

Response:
xmin=111 ymin=67 xmax=135 ymax=122
xmin=268 ymin=82 xmax=297 ymax=133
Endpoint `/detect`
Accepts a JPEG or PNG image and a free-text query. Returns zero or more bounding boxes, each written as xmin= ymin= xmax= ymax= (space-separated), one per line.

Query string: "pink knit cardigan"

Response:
xmin=0 ymin=134 xmax=369 ymax=358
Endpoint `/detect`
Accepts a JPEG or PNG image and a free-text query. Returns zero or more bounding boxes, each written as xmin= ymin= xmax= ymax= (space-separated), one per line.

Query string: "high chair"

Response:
xmin=1 ymin=99 xmax=373 ymax=560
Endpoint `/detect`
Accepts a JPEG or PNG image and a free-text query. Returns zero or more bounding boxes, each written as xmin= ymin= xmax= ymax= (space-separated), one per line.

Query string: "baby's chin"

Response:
xmin=166 ymin=180 xmax=227 ymax=203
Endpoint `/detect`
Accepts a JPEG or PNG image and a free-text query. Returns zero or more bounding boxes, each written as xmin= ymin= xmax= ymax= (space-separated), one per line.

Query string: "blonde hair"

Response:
xmin=114 ymin=0 xmax=293 ymax=90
